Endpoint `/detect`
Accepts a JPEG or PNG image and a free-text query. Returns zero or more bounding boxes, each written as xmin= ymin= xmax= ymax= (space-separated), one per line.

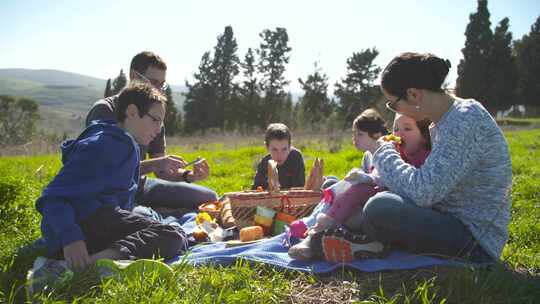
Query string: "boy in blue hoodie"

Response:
xmin=35 ymin=82 xmax=187 ymax=271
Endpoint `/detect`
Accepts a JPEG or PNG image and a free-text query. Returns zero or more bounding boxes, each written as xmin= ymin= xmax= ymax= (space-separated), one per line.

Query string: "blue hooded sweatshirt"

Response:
xmin=36 ymin=120 xmax=140 ymax=255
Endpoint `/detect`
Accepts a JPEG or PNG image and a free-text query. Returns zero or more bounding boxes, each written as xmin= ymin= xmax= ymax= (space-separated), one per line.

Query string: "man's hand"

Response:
xmin=63 ymin=240 xmax=91 ymax=271
xmin=187 ymin=158 xmax=210 ymax=182
xmin=153 ymin=155 xmax=187 ymax=180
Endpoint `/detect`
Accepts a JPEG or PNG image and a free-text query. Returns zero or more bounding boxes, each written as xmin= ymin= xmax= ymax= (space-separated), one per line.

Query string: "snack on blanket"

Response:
xmin=254 ymin=206 xmax=276 ymax=235
xmin=192 ymin=228 xmax=208 ymax=242
xmin=289 ymin=220 xmax=308 ymax=238
xmin=195 ymin=212 xmax=213 ymax=225
xmin=198 ymin=200 xmax=222 ymax=219
xmin=240 ymin=226 xmax=264 ymax=242
xmin=272 ymin=212 xmax=297 ymax=235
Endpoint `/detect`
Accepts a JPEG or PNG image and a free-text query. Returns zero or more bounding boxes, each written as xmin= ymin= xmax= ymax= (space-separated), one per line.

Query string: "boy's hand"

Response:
xmin=63 ymin=240 xmax=91 ymax=271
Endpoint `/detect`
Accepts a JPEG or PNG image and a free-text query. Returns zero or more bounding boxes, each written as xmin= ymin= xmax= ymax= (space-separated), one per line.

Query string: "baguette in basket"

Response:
xmin=224 ymin=158 xmax=324 ymax=229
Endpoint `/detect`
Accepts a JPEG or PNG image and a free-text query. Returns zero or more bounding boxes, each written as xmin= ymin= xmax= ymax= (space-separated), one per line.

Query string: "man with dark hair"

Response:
xmin=252 ymin=123 xmax=305 ymax=190
xmin=36 ymin=83 xmax=188 ymax=274
xmin=86 ymin=51 xmax=217 ymax=211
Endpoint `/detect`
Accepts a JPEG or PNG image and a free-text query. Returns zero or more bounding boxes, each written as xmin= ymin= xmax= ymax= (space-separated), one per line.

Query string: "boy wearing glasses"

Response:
xmin=36 ymin=83 xmax=188 ymax=273
xmin=86 ymin=51 xmax=217 ymax=211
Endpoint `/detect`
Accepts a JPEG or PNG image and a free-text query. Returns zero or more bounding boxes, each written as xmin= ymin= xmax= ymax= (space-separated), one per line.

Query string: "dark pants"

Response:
xmin=137 ymin=178 xmax=218 ymax=209
xmin=61 ymin=206 xmax=188 ymax=260
xmin=345 ymin=191 xmax=493 ymax=263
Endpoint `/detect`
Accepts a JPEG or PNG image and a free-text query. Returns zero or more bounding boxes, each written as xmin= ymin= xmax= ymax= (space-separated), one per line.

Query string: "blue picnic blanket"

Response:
xmin=168 ymin=205 xmax=456 ymax=273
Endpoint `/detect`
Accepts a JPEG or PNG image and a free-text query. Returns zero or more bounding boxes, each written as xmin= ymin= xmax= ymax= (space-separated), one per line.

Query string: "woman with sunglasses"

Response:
xmin=337 ymin=52 xmax=512 ymax=263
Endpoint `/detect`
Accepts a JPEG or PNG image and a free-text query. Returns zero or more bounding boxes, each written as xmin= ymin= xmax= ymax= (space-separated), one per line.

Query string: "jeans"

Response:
xmin=136 ymin=178 xmax=218 ymax=210
xmin=344 ymin=191 xmax=493 ymax=263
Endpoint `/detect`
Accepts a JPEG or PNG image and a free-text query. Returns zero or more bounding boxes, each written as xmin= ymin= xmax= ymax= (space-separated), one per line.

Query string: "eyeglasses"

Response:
xmin=145 ymin=112 xmax=164 ymax=128
xmin=385 ymin=96 xmax=401 ymax=112
xmin=133 ymin=70 xmax=168 ymax=92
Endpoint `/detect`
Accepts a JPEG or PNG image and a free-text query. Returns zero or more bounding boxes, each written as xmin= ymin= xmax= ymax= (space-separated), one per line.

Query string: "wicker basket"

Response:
xmin=224 ymin=188 xmax=322 ymax=228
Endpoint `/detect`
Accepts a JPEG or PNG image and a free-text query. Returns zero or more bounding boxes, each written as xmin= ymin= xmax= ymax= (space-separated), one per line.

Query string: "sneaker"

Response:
xmin=288 ymin=235 xmax=314 ymax=261
xmin=26 ymin=257 xmax=73 ymax=296
xmin=95 ymin=258 xmax=174 ymax=280
xmin=311 ymin=228 xmax=387 ymax=263
xmin=124 ymin=259 xmax=174 ymax=280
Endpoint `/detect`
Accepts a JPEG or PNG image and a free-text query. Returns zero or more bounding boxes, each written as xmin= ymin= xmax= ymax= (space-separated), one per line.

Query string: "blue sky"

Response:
xmin=1 ymin=0 xmax=539 ymax=92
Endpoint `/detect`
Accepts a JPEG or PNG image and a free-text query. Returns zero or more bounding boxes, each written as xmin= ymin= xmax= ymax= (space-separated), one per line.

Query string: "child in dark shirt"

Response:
xmin=251 ymin=123 xmax=305 ymax=190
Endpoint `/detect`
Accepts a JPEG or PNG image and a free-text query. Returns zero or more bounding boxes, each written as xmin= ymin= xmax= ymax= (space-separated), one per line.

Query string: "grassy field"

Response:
xmin=0 ymin=129 xmax=539 ymax=303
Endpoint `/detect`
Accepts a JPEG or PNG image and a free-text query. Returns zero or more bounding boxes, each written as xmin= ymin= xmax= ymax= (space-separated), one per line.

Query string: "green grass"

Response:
xmin=1 ymin=129 xmax=539 ymax=303
xmin=496 ymin=117 xmax=540 ymax=127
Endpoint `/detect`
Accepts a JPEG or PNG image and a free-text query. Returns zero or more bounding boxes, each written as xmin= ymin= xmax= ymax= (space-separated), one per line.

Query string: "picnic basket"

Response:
xmin=224 ymin=158 xmax=324 ymax=229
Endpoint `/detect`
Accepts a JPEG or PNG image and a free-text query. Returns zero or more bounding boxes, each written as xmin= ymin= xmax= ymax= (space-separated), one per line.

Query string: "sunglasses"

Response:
xmin=385 ymin=96 xmax=402 ymax=112
xmin=133 ymin=70 xmax=168 ymax=92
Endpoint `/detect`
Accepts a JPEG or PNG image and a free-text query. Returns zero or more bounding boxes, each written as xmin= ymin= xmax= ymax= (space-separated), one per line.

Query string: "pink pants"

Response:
xmin=326 ymin=183 xmax=381 ymax=223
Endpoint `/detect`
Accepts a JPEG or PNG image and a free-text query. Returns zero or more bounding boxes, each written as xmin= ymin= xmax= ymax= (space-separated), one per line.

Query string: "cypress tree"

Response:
xmin=213 ymin=26 xmax=240 ymax=131
xmin=164 ymin=86 xmax=179 ymax=135
xmin=514 ymin=16 xmax=540 ymax=115
xmin=104 ymin=78 xmax=112 ymax=97
xmin=334 ymin=48 xmax=381 ymax=126
xmin=456 ymin=0 xmax=493 ymax=109
xmin=257 ymin=27 xmax=292 ymax=128
xmin=298 ymin=62 xmax=333 ymax=130
xmin=488 ymin=17 xmax=517 ymax=113
xmin=111 ymin=69 xmax=127 ymax=95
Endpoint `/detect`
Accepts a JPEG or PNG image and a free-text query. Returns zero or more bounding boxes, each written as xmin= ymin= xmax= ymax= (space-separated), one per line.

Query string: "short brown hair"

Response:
xmin=265 ymin=123 xmax=291 ymax=146
xmin=115 ymin=82 xmax=167 ymax=122
xmin=353 ymin=109 xmax=388 ymax=139
xmin=130 ymin=51 xmax=167 ymax=75
xmin=381 ymin=52 xmax=451 ymax=99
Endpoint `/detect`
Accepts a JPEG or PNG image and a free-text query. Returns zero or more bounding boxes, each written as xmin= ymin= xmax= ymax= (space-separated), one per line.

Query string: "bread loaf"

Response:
xmin=239 ymin=226 xmax=264 ymax=242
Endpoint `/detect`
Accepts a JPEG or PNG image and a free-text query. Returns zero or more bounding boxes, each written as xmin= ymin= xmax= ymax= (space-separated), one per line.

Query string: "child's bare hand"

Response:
xmin=344 ymin=168 xmax=375 ymax=184
xmin=63 ymin=240 xmax=91 ymax=271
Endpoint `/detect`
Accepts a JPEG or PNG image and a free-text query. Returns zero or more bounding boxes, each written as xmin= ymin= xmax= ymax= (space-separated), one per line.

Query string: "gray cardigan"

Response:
xmin=373 ymin=99 xmax=512 ymax=259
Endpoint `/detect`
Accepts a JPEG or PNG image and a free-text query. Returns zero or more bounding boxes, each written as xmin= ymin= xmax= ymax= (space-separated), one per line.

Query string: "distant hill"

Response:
xmin=0 ymin=68 xmax=186 ymax=135
xmin=0 ymin=68 xmax=106 ymax=88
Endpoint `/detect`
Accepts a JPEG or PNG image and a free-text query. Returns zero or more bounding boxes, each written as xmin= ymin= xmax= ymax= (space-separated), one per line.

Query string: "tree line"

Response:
xmin=2 ymin=0 xmax=538 ymax=146
xmin=99 ymin=1 xmax=533 ymax=136
xmin=457 ymin=0 xmax=540 ymax=116
xmin=178 ymin=26 xmax=384 ymax=135
xmin=103 ymin=1 xmax=539 ymax=135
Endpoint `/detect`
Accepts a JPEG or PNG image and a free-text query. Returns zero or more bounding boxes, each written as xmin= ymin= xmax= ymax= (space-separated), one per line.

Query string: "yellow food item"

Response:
xmin=384 ymin=134 xmax=402 ymax=144
xmin=195 ymin=212 xmax=213 ymax=225
xmin=239 ymin=226 xmax=264 ymax=242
